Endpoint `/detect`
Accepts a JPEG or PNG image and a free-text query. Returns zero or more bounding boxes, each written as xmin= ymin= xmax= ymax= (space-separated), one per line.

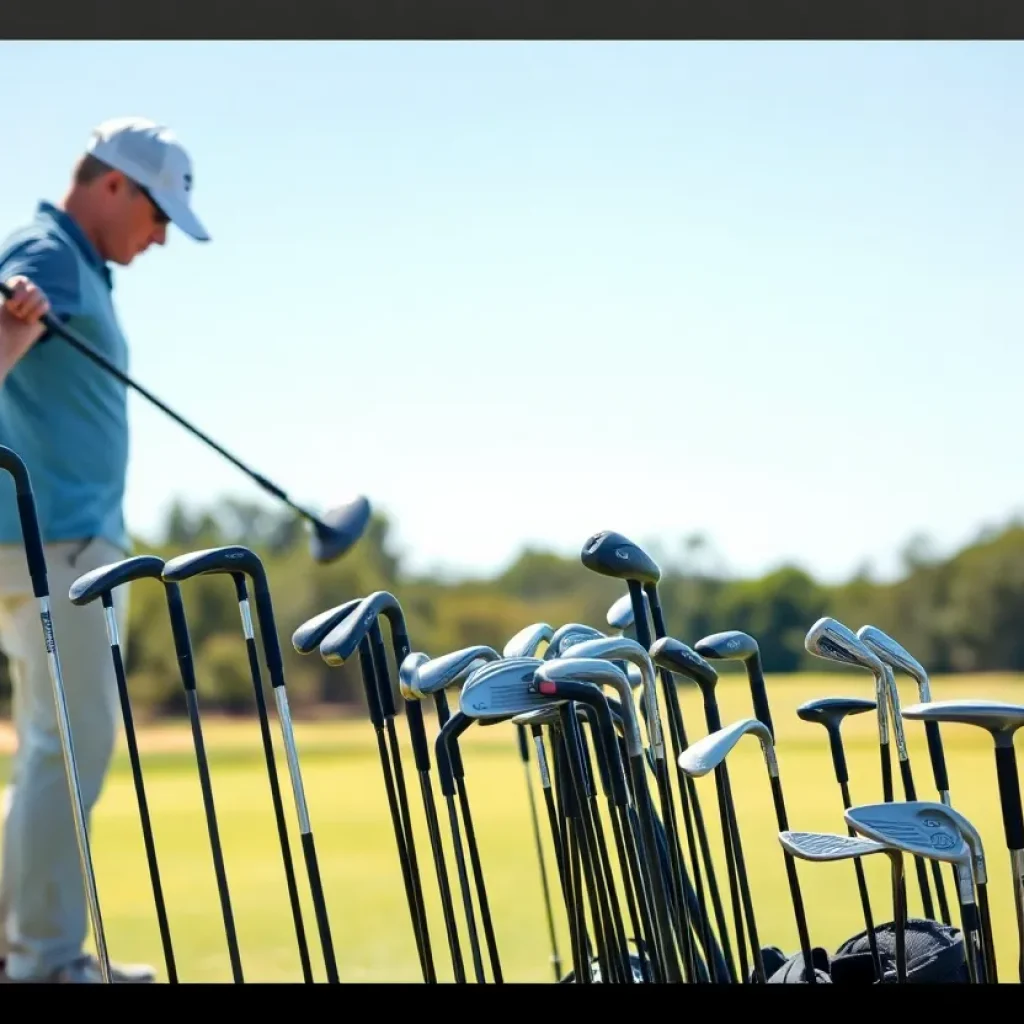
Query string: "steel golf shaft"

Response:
xmin=639 ymin=583 xmax=735 ymax=981
xmin=234 ymin=590 xmax=313 ymax=982
xmin=517 ymin=725 xmax=562 ymax=981
xmin=101 ymin=596 xmax=176 ymax=982
xmin=366 ymin=631 xmax=437 ymax=983
xmin=977 ymin=882 xmax=998 ymax=983
xmin=837 ymin=779 xmax=882 ymax=980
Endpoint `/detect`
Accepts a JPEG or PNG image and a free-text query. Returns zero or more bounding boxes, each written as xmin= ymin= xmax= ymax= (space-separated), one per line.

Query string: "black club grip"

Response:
xmin=994 ymin=744 xmax=1024 ymax=852
xmin=925 ymin=721 xmax=950 ymax=794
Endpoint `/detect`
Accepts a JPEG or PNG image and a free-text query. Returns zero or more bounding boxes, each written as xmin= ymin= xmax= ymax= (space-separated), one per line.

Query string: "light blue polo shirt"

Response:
xmin=0 ymin=202 xmax=130 ymax=553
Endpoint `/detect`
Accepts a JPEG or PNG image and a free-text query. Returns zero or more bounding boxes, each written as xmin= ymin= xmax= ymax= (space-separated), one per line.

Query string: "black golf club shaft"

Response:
xmin=516 ymin=725 xmax=563 ymax=981
xmin=100 ymin=590 xmax=177 ymax=983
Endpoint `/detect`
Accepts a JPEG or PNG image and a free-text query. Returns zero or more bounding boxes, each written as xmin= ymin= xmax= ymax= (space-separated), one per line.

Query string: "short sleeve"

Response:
xmin=0 ymin=234 xmax=82 ymax=323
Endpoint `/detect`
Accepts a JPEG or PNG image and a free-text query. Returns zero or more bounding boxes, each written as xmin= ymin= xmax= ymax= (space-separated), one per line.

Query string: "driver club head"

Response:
xmin=309 ymin=497 xmax=373 ymax=564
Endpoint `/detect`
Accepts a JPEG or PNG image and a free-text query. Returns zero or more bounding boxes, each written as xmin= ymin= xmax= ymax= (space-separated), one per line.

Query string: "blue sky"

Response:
xmin=1 ymin=42 xmax=1021 ymax=583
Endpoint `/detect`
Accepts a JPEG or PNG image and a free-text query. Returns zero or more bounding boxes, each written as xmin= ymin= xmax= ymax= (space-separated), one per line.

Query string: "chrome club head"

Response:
xmin=778 ymin=830 xmax=892 ymax=863
xmin=677 ymin=718 xmax=777 ymax=779
xmin=400 ymin=644 xmax=501 ymax=700
xmin=857 ymin=625 xmax=933 ymax=701
xmin=458 ymin=657 xmax=554 ymax=720
xmin=605 ymin=592 xmax=650 ymax=634
xmin=503 ymin=622 xmax=554 ymax=659
xmin=545 ymin=623 xmax=607 ymax=660
xmin=901 ymin=699 xmax=1024 ymax=743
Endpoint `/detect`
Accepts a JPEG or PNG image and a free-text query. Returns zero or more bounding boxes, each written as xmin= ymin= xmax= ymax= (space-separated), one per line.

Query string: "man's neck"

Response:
xmin=60 ymin=189 xmax=106 ymax=261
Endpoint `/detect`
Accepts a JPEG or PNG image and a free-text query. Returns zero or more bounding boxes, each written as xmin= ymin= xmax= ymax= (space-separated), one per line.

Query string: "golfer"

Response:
xmin=0 ymin=117 xmax=209 ymax=983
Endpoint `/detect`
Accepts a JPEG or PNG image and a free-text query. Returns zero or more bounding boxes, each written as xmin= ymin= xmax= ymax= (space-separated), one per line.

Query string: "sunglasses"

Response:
xmin=136 ymin=184 xmax=170 ymax=226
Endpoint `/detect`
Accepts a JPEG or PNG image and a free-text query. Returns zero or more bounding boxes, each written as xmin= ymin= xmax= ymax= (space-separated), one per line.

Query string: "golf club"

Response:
xmin=0 ymin=281 xmax=371 ymax=565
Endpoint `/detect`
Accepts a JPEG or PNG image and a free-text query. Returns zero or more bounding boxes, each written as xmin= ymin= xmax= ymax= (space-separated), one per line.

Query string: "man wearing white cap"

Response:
xmin=0 ymin=117 xmax=208 ymax=983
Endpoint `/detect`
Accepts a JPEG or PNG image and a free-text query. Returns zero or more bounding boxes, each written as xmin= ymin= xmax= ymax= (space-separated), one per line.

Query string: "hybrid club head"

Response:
xmin=778 ymin=830 xmax=892 ymax=863
xmin=857 ymin=625 xmax=932 ymax=699
xmin=677 ymin=717 xmax=776 ymax=779
xmin=649 ymin=636 xmax=718 ymax=693
xmin=399 ymin=645 xmax=501 ymax=700
xmin=458 ymin=657 xmax=554 ymax=721
xmin=291 ymin=598 xmax=364 ymax=654
xmin=309 ymin=496 xmax=373 ymax=564
xmin=901 ymin=699 xmax=1024 ymax=742
xmin=580 ymin=530 xmax=661 ymax=585
xmin=68 ymin=554 xmax=167 ymax=605
xmin=695 ymin=629 xmax=760 ymax=665
xmin=545 ymin=623 xmax=606 ymax=660
xmin=796 ymin=696 xmax=877 ymax=730
xmin=503 ymin=622 xmax=554 ymax=659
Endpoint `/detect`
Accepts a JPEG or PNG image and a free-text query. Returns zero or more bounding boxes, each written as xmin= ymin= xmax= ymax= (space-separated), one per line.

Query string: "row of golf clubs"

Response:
xmin=3 ymin=423 xmax=1020 ymax=986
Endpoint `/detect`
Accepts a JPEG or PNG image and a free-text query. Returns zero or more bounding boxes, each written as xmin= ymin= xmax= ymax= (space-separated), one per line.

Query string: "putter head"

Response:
xmin=901 ymin=699 xmax=1024 ymax=739
xmin=458 ymin=657 xmax=554 ymax=720
xmin=503 ymin=622 xmax=554 ymax=659
xmin=69 ymin=554 xmax=166 ymax=605
xmin=796 ymin=696 xmax=877 ymax=731
xmin=778 ymin=830 xmax=892 ymax=863
xmin=857 ymin=625 xmax=930 ymax=695
xmin=606 ymin=592 xmax=650 ymax=633
xmin=694 ymin=630 xmax=760 ymax=664
xmin=400 ymin=645 xmax=501 ymax=700
xmin=649 ymin=636 xmax=717 ymax=693
xmin=291 ymin=598 xmax=363 ymax=654
xmin=545 ymin=623 xmax=606 ymax=660
xmin=308 ymin=496 xmax=373 ymax=564
xmin=677 ymin=717 xmax=775 ymax=778
xmin=580 ymin=530 xmax=660 ymax=585
xmin=845 ymin=801 xmax=973 ymax=870
xmin=805 ymin=617 xmax=884 ymax=674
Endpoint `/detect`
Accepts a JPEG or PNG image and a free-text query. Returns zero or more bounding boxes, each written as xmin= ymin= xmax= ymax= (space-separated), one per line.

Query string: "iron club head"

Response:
xmin=400 ymin=645 xmax=501 ymax=700
xmin=503 ymin=622 xmax=554 ymax=659
xmin=677 ymin=717 xmax=776 ymax=779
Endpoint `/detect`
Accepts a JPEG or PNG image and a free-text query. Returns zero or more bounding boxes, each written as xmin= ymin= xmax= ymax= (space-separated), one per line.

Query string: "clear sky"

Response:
xmin=1 ymin=41 xmax=1020 ymax=583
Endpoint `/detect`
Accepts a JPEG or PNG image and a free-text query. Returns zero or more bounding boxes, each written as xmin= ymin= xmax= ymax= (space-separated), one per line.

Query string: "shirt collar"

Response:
xmin=35 ymin=201 xmax=113 ymax=288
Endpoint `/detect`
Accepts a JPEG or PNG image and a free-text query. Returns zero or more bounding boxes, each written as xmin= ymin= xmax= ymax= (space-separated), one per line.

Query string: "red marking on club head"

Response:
xmin=539 ymin=681 xmax=557 ymax=695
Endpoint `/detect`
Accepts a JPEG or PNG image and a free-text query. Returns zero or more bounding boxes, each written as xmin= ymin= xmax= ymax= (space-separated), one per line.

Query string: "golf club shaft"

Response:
xmin=838 ymin=779 xmax=882 ymax=980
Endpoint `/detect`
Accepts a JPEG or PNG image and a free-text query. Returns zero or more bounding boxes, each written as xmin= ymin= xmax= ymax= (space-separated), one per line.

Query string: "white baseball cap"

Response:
xmin=85 ymin=116 xmax=210 ymax=242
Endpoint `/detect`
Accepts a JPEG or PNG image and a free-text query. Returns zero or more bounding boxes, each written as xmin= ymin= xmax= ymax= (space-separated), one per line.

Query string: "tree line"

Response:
xmin=1 ymin=498 xmax=1022 ymax=718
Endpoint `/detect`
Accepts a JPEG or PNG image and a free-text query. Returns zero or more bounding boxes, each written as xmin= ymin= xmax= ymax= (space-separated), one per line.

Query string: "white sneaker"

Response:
xmin=3 ymin=953 xmax=156 ymax=983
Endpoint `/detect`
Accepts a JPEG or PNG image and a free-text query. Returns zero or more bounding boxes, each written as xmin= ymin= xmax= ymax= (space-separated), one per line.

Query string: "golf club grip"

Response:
xmin=994 ymin=745 xmax=1024 ymax=851
xmin=924 ymin=721 xmax=950 ymax=794
xmin=17 ymin=492 xmax=48 ymax=598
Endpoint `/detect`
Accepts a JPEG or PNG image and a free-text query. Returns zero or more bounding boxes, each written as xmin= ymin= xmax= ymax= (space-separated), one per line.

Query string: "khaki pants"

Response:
xmin=0 ymin=537 xmax=128 ymax=979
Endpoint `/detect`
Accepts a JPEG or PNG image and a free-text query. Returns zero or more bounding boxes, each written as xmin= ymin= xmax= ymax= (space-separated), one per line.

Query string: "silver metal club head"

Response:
xmin=400 ymin=644 xmax=501 ymax=700
xmin=677 ymin=717 xmax=777 ymax=779
xmin=778 ymin=830 xmax=892 ymax=863
xmin=503 ymin=622 xmax=554 ymax=659
xmin=459 ymin=657 xmax=554 ymax=721
xmin=545 ymin=623 xmax=606 ymax=660
xmin=844 ymin=801 xmax=977 ymax=908
xmin=857 ymin=625 xmax=932 ymax=701
xmin=553 ymin=634 xmax=663 ymax=760
xmin=534 ymin=657 xmax=644 ymax=757
xmin=901 ymin=699 xmax=1024 ymax=741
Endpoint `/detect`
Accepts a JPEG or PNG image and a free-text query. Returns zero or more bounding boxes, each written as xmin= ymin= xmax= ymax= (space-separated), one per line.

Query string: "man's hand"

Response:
xmin=0 ymin=275 xmax=51 ymax=375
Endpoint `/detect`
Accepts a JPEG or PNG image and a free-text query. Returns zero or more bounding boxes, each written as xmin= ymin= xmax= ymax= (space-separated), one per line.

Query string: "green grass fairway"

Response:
xmin=0 ymin=670 xmax=1021 ymax=983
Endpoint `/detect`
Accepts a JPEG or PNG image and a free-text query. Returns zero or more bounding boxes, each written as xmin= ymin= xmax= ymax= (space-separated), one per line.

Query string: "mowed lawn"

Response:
xmin=0 ymin=670 xmax=1021 ymax=983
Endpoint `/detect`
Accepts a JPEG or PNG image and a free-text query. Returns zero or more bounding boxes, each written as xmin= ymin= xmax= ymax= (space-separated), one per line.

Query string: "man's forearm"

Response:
xmin=0 ymin=322 xmax=45 ymax=384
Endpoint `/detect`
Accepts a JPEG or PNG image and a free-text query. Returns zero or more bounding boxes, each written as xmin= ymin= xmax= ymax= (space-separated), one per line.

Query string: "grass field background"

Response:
xmin=0 ymin=670 xmax=1020 ymax=983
